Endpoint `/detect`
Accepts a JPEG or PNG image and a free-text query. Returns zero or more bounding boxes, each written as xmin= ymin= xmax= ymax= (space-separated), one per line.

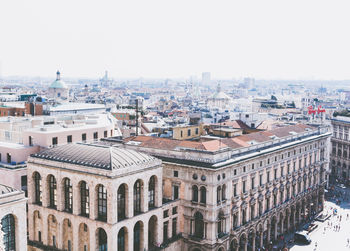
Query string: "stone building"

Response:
xmin=330 ymin=116 xmax=350 ymax=182
xmin=114 ymin=123 xmax=331 ymax=251
xmin=0 ymin=184 xmax=27 ymax=251
xmin=27 ymin=143 xmax=181 ymax=251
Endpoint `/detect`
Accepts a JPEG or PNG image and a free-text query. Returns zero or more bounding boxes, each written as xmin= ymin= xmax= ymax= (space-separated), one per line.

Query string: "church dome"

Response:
xmin=50 ymin=71 xmax=68 ymax=89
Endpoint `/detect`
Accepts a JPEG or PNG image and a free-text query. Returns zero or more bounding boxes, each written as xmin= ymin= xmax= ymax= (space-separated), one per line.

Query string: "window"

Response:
xmin=267 ymin=171 xmax=270 ymax=182
xmin=180 ymin=131 xmax=183 ymax=137
xmin=243 ymin=166 xmax=246 ymax=172
xmin=67 ymin=135 xmax=72 ymax=143
xmin=93 ymin=132 xmax=98 ymax=140
xmin=192 ymin=185 xmax=198 ymax=202
xmin=134 ymin=222 xmax=141 ymax=251
xmin=34 ymin=172 xmax=42 ymax=205
xmin=117 ymin=184 xmax=126 ymax=221
xmin=173 ymin=185 xmax=179 ymax=200
xmin=172 ymin=206 xmax=178 ymax=215
xmin=48 ymin=175 xmax=57 ymax=209
xmin=234 ymin=169 xmax=237 ymax=175
xmin=98 ymin=228 xmax=108 ymax=251
xmin=222 ymin=184 xmax=226 ymax=200
xmin=21 ymin=175 xmax=27 ymax=197
xmin=134 ymin=180 xmax=142 ymax=215
xmin=243 ymin=181 xmax=246 ymax=193
xmin=29 ymin=136 xmax=33 ymax=146
xmin=217 ymin=186 xmax=221 ymax=203
xmin=118 ymin=228 xmax=126 ymax=251
xmin=64 ymin=178 xmax=73 ymax=213
xmin=259 ymin=174 xmax=263 ymax=186
xmin=149 ymin=177 xmax=156 ymax=209
xmin=6 ymin=153 xmax=11 ymax=164
xmin=281 ymin=166 xmax=284 ymax=176
xmin=274 ymin=169 xmax=277 ymax=179
xmin=251 ymin=177 xmax=255 ymax=189
xmin=163 ymin=210 xmax=169 ymax=218
xmin=273 ymin=194 xmax=277 ymax=207
xmin=187 ymin=129 xmax=191 ymax=136
xmin=195 ymin=128 xmax=199 ymax=134
xmin=233 ymin=184 xmax=237 ymax=197
xmin=104 ymin=130 xmax=107 ymax=137
xmin=260 ymin=161 xmax=263 ymax=167
xmin=38 ymin=231 xmax=42 ymax=243
xmin=172 ymin=218 xmax=177 ymax=237
xmin=97 ymin=185 xmax=107 ymax=221
xmin=194 ymin=212 xmax=204 ymax=238
xmin=163 ymin=221 xmax=169 ymax=242
xmin=80 ymin=181 xmax=89 ymax=217
xmin=1 ymin=214 xmax=15 ymax=251
xmin=252 ymin=163 xmax=255 ymax=169
xmin=200 ymin=187 xmax=206 ymax=203
xmin=173 ymin=171 xmax=178 ymax=177
xmin=52 ymin=137 xmax=58 ymax=146
xmin=82 ymin=133 xmax=86 ymax=142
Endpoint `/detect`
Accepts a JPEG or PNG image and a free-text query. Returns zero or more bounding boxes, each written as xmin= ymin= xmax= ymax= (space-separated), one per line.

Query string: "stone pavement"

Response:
xmin=291 ymin=200 xmax=350 ymax=251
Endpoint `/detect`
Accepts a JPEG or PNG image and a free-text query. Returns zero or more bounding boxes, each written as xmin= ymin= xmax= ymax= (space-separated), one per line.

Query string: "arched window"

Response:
xmin=33 ymin=172 xmax=42 ymax=205
xmin=118 ymin=227 xmax=126 ymax=251
xmin=217 ymin=186 xmax=222 ymax=203
xmin=192 ymin=185 xmax=198 ymax=202
xmin=194 ymin=212 xmax=204 ymax=239
xmin=222 ymin=184 xmax=226 ymax=200
xmin=200 ymin=187 xmax=206 ymax=204
xmin=134 ymin=180 xmax=142 ymax=215
xmin=80 ymin=181 xmax=89 ymax=217
xmin=134 ymin=222 xmax=142 ymax=251
xmin=148 ymin=176 xmax=156 ymax=209
xmin=64 ymin=178 xmax=73 ymax=213
xmin=217 ymin=212 xmax=225 ymax=235
xmin=97 ymin=185 xmax=107 ymax=221
xmin=98 ymin=228 xmax=107 ymax=251
xmin=48 ymin=175 xmax=57 ymax=209
xmin=1 ymin=214 xmax=15 ymax=251
xmin=117 ymin=184 xmax=126 ymax=221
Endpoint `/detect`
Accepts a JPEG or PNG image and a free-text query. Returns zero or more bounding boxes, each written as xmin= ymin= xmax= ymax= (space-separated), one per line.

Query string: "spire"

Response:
xmin=56 ymin=70 xmax=60 ymax=80
xmin=217 ymin=82 xmax=221 ymax=93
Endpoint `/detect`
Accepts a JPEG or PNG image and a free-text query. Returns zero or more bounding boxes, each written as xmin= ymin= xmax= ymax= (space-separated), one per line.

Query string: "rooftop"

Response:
xmin=31 ymin=143 xmax=156 ymax=170
xmin=0 ymin=184 xmax=17 ymax=195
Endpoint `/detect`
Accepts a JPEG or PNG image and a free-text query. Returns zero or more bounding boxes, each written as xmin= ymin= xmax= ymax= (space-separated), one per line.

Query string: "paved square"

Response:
xmin=291 ymin=201 xmax=350 ymax=251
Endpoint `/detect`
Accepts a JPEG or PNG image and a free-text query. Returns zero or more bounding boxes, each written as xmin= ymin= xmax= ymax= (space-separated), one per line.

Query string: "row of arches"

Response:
xmin=32 ymin=211 xmax=159 ymax=251
xmin=32 ymin=172 xmax=159 ymax=222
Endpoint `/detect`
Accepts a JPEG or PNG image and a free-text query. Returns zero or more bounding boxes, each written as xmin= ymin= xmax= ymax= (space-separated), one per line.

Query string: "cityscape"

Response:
xmin=1 ymin=1 xmax=350 ymax=251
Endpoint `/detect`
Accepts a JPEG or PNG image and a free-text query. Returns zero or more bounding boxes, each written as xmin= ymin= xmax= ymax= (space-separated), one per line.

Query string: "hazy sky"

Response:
xmin=1 ymin=0 xmax=350 ymax=79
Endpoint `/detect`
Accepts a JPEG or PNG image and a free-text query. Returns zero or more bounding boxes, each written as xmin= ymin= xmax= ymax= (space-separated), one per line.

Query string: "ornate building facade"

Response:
xmin=330 ymin=116 xmax=350 ymax=182
xmin=117 ymin=123 xmax=331 ymax=251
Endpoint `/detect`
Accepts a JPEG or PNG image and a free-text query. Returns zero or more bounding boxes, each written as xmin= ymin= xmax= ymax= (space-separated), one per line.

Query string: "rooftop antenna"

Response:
xmin=135 ymin=99 xmax=138 ymax=136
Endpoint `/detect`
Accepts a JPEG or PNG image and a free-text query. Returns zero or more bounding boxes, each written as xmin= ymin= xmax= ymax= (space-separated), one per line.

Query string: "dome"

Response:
xmin=49 ymin=71 xmax=68 ymax=89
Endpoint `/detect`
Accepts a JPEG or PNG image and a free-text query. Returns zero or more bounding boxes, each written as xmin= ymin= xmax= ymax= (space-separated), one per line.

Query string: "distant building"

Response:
xmin=48 ymin=71 xmax=69 ymax=100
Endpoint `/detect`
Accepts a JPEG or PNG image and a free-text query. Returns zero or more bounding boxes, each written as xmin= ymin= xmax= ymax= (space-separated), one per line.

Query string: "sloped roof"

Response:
xmin=0 ymin=184 xmax=16 ymax=195
xmin=31 ymin=143 xmax=156 ymax=170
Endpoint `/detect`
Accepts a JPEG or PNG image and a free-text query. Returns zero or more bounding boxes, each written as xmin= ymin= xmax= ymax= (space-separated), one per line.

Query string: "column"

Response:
xmin=259 ymin=231 xmax=263 ymax=249
xmin=143 ymin=183 xmax=149 ymax=213
xmin=286 ymin=214 xmax=290 ymax=231
xmin=274 ymin=222 xmax=277 ymax=240
xmin=89 ymin=182 xmax=96 ymax=221
xmin=143 ymin=220 xmax=149 ymax=250
xmin=73 ymin=222 xmax=79 ymax=251
xmin=90 ymin=226 xmax=97 ymax=251
xmin=42 ymin=211 xmax=48 ymax=245
xmin=128 ymin=187 xmax=134 ymax=218
xmin=244 ymin=239 xmax=248 ymax=251
xmin=42 ymin=176 xmax=48 ymax=207
xmin=57 ymin=180 xmax=63 ymax=211
xmin=28 ymin=209 xmax=35 ymax=240
xmin=280 ymin=220 xmax=284 ymax=235
xmin=251 ymin=233 xmax=255 ymax=251
xmin=267 ymin=225 xmax=270 ymax=243
xmin=72 ymin=183 xmax=79 ymax=215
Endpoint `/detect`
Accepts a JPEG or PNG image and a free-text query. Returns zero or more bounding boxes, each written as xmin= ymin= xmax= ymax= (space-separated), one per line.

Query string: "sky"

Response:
xmin=0 ymin=0 xmax=350 ymax=80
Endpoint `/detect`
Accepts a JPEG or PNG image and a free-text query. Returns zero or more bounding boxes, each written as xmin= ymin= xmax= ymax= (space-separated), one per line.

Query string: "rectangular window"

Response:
xmin=195 ymin=128 xmax=199 ymax=134
xmin=243 ymin=181 xmax=246 ymax=193
xmin=93 ymin=132 xmax=98 ymax=140
xmin=53 ymin=236 xmax=56 ymax=248
xmin=82 ymin=133 xmax=86 ymax=142
xmin=259 ymin=174 xmax=263 ymax=186
xmin=174 ymin=171 xmax=178 ymax=177
xmin=172 ymin=206 xmax=178 ymax=215
xmin=21 ymin=175 xmax=27 ymax=197
xmin=163 ymin=221 xmax=169 ymax=241
xmin=38 ymin=231 xmax=42 ymax=243
xmin=251 ymin=177 xmax=255 ymax=189
xmin=267 ymin=171 xmax=270 ymax=182
xmin=6 ymin=153 xmax=11 ymax=164
xmin=29 ymin=136 xmax=33 ymax=146
xmin=52 ymin=137 xmax=58 ymax=146
xmin=172 ymin=218 xmax=177 ymax=237
xmin=274 ymin=169 xmax=277 ymax=179
xmin=104 ymin=130 xmax=107 ymax=137
xmin=234 ymin=169 xmax=237 ymax=175
xmin=163 ymin=210 xmax=169 ymax=218
xmin=287 ymin=164 xmax=290 ymax=174
xmin=187 ymin=129 xmax=191 ymax=136
xmin=67 ymin=135 xmax=72 ymax=143
xmin=233 ymin=184 xmax=237 ymax=196
xmin=173 ymin=185 xmax=179 ymax=200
